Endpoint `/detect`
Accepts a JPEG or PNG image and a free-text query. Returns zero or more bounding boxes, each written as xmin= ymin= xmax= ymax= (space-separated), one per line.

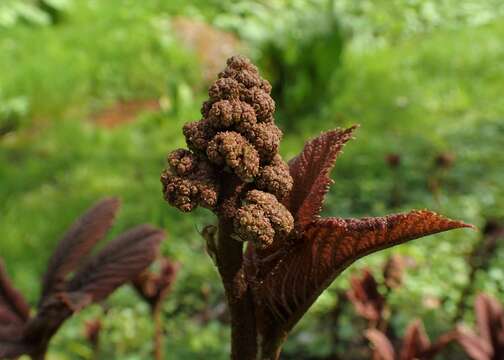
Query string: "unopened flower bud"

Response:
xmin=234 ymin=190 xmax=294 ymax=248
xmin=208 ymin=100 xmax=256 ymax=129
xmin=206 ymin=132 xmax=259 ymax=182
xmin=256 ymin=155 xmax=293 ymax=200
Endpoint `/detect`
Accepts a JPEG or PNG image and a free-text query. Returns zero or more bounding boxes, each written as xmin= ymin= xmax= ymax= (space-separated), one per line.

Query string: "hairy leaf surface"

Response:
xmin=252 ymin=210 xmax=471 ymax=330
xmin=287 ymin=126 xmax=357 ymax=230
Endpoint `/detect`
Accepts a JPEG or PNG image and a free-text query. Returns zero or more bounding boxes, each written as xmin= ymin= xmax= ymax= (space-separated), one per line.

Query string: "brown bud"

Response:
xmin=218 ymin=56 xmax=262 ymax=89
xmin=256 ymin=154 xmax=293 ymax=200
xmin=167 ymin=149 xmax=197 ymax=176
xmin=241 ymin=87 xmax=275 ymax=122
xmin=236 ymin=121 xmax=282 ymax=163
xmin=234 ymin=190 xmax=294 ymax=247
xmin=207 ymin=100 xmax=256 ymax=129
xmin=161 ymin=153 xmax=219 ymax=212
xmin=260 ymin=79 xmax=272 ymax=94
xmin=206 ymin=132 xmax=259 ymax=182
xmin=183 ymin=120 xmax=216 ymax=153
xmin=234 ymin=204 xmax=275 ymax=248
xmin=208 ymin=77 xmax=242 ymax=100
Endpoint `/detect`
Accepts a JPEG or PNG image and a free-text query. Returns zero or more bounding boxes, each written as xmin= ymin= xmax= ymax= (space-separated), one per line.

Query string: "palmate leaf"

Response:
xmin=0 ymin=259 xmax=30 ymax=325
xmin=286 ymin=126 xmax=357 ymax=230
xmin=365 ymin=328 xmax=395 ymax=360
xmin=40 ymin=198 xmax=120 ymax=302
xmin=251 ymin=210 xmax=472 ymax=330
xmin=66 ymin=225 xmax=164 ymax=303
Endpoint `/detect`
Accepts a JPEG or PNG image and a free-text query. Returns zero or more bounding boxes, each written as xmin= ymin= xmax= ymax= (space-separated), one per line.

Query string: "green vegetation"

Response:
xmin=1 ymin=0 xmax=502 ymax=358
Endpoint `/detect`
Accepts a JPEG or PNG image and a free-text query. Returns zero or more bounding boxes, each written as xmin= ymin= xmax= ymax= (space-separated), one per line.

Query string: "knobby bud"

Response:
xmin=161 ymin=55 xmax=294 ymax=249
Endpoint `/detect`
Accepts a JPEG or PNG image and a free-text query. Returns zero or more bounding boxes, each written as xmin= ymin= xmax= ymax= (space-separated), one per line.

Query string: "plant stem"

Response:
xmin=216 ymin=216 xmax=259 ymax=359
xmin=213 ymin=174 xmax=285 ymax=359
xmin=153 ymin=301 xmax=164 ymax=360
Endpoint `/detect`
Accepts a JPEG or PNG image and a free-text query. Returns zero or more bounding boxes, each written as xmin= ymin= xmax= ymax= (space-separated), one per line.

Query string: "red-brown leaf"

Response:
xmin=365 ymin=328 xmax=395 ymax=360
xmin=400 ymin=319 xmax=430 ymax=360
xmin=251 ymin=210 xmax=472 ymax=331
xmin=66 ymin=225 xmax=164 ymax=302
xmin=286 ymin=126 xmax=357 ymax=230
xmin=0 ymin=259 xmax=30 ymax=325
xmin=41 ymin=198 xmax=120 ymax=301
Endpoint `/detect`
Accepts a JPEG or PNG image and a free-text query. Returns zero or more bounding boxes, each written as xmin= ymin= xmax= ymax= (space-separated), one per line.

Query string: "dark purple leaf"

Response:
xmin=41 ymin=198 xmax=120 ymax=301
xmin=67 ymin=225 xmax=164 ymax=303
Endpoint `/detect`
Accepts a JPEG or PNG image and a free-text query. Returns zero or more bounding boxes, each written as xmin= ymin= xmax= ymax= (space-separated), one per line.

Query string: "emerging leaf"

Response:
xmin=286 ymin=126 xmax=357 ymax=230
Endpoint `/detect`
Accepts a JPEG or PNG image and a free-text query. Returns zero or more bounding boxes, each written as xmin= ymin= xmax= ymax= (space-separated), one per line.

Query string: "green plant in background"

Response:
xmin=215 ymin=0 xmax=344 ymax=124
xmin=0 ymin=93 xmax=29 ymax=136
xmin=0 ymin=0 xmax=71 ymax=28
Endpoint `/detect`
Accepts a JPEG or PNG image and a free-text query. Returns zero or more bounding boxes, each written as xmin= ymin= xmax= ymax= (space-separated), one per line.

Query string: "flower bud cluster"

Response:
xmin=162 ymin=55 xmax=294 ymax=248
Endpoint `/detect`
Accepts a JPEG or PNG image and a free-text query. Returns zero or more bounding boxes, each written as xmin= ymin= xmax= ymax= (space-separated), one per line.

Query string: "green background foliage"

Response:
xmin=0 ymin=0 xmax=502 ymax=358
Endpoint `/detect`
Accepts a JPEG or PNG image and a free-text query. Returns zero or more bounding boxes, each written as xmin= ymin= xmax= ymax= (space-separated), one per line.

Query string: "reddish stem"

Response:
xmin=153 ymin=301 xmax=164 ymax=360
